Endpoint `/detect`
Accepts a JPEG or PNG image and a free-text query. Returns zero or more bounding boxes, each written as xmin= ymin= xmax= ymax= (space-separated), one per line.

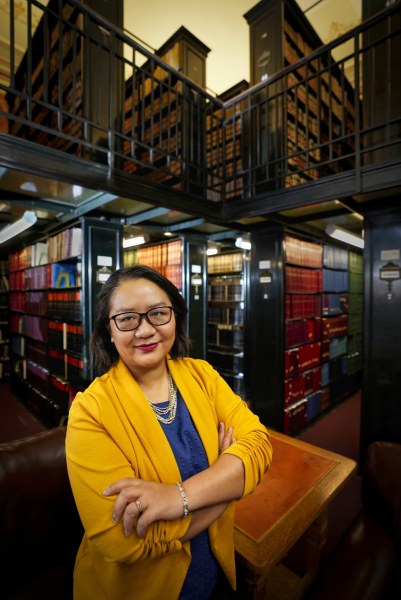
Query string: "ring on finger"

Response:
xmin=135 ymin=499 xmax=143 ymax=514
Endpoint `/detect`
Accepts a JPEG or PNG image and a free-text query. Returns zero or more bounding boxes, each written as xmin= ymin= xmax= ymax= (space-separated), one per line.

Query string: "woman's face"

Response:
xmin=108 ymin=277 xmax=176 ymax=376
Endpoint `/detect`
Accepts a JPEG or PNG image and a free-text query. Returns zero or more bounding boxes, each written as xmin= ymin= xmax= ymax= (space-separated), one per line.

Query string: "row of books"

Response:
xmin=323 ymin=245 xmax=349 ymax=270
xmin=285 ymin=341 xmax=321 ymax=377
xmin=48 ymin=348 xmax=84 ymax=386
xmin=27 ymin=341 xmax=47 ymax=369
xmin=322 ymin=315 xmax=348 ymax=338
xmin=285 ymin=294 xmax=322 ymax=319
xmin=286 ymin=293 xmax=349 ymax=319
xmin=285 ymin=235 xmax=323 ymax=268
xmin=48 ymin=321 xmax=83 ymax=353
xmin=135 ymin=239 xmax=182 ymax=268
xmin=322 ymin=335 xmax=348 ymax=361
xmin=322 ymin=268 xmax=349 ymax=292
xmin=208 ymin=307 xmax=244 ymax=326
xmin=48 ymin=227 xmax=82 ymax=262
xmin=9 ymin=261 xmax=81 ymax=291
xmin=286 ymin=266 xmax=322 ymax=293
xmin=283 ymin=389 xmax=326 ymax=434
xmin=208 ymin=282 xmax=243 ymax=302
xmin=284 ymin=366 xmax=321 ymax=406
xmin=321 ymin=355 xmax=349 ymax=386
xmin=208 ymin=252 xmax=244 ymax=274
xmin=25 ymin=292 xmax=48 ymax=316
xmin=47 ymin=291 xmax=81 ymax=322
xmin=323 ymin=293 xmax=349 ymax=315
xmin=207 ymin=326 xmax=243 ymax=349
xmin=285 ymin=318 xmax=322 ymax=348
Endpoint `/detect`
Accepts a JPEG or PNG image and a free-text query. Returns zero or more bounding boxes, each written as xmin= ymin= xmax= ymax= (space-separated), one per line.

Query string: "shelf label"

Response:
xmin=380 ymin=249 xmax=400 ymax=261
xmin=97 ymin=256 xmax=112 ymax=267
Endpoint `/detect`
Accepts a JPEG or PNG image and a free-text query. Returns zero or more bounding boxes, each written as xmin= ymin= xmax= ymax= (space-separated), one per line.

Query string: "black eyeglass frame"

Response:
xmin=109 ymin=306 xmax=176 ymax=332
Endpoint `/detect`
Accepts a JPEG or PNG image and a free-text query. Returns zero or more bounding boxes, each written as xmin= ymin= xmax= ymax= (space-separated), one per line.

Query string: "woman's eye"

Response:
xmin=120 ymin=315 xmax=134 ymax=322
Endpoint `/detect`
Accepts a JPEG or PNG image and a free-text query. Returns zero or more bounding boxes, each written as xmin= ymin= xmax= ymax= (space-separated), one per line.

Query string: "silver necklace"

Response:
xmin=148 ymin=371 xmax=177 ymax=424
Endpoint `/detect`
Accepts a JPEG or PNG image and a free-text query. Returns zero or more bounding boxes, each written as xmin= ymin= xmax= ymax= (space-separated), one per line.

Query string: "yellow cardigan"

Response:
xmin=66 ymin=357 xmax=272 ymax=600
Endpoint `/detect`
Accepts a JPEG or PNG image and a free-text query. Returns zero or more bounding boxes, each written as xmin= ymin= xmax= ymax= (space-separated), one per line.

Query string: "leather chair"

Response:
xmin=0 ymin=427 xmax=83 ymax=600
xmin=305 ymin=440 xmax=401 ymax=600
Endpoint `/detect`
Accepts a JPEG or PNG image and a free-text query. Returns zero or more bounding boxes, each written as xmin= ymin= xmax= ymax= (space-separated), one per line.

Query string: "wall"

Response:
xmin=361 ymin=204 xmax=401 ymax=458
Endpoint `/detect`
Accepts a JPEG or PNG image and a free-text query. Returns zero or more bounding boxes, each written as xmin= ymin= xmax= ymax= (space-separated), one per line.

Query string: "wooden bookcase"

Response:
xmin=8 ymin=218 xmax=122 ymax=426
xmin=244 ymin=0 xmax=355 ymax=188
xmin=207 ymin=250 xmax=248 ymax=399
xmin=248 ymin=227 xmax=362 ymax=434
xmin=0 ymin=260 xmax=9 ymax=380
xmin=123 ymin=27 xmax=209 ymax=192
xmin=6 ymin=0 xmax=84 ymax=154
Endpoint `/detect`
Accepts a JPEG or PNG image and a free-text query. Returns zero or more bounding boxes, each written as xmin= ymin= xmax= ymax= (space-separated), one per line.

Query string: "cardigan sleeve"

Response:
xmin=190 ymin=359 xmax=273 ymax=498
xmin=66 ymin=389 xmax=191 ymax=565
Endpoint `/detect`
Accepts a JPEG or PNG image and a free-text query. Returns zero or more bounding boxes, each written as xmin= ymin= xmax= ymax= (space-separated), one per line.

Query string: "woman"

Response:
xmin=66 ymin=264 xmax=272 ymax=599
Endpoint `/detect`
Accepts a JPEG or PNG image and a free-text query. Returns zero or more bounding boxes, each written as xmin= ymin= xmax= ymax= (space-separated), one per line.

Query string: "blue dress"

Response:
xmin=158 ymin=389 xmax=219 ymax=599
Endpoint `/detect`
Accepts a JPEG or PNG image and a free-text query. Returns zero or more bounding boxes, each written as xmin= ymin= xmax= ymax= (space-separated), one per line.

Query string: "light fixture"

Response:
xmin=325 ymin=224 xmax=364 ymax=249
xmin=0 ymin=210 xmax=37 ymax=245
xmin=235 ymin=236 xmax=252 ymax=250
xmin=122 ymin=235 xmax=147 ymax=248
xmin=206 ymin=244 xmax=219 ymax=256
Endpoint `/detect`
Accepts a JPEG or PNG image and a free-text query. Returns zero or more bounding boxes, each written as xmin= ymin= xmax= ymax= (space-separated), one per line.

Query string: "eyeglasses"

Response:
xmin=109 ymin=306 xmax=176 ymax=332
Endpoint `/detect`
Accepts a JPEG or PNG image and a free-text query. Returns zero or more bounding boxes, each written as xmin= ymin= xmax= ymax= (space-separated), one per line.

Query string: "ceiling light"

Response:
xmin=0 ymin=202 xmax=10 ymax=212
xmin=122 ymin=235 xmax=147 ymax=248
xmin=206 ymin=244 xmax=219 ymax=256
xmin=235 ymin=237 xmax=252 ymax=250
xmin=325 ymin=224 xmax=364 ymax=249
xmin=0 ymin=210 xmax=37 ymax=245
xmin=20 ymin=181 xmax=38 ymax=193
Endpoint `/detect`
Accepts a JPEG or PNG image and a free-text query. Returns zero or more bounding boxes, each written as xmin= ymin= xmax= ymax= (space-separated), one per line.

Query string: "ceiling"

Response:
xmin=0 ymin=0 xmax=376 ymax=256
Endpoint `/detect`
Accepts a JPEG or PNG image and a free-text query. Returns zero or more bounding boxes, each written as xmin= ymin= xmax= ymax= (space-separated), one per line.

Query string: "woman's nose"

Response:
xmin=134 ymin=316 xmax=156 ymax=335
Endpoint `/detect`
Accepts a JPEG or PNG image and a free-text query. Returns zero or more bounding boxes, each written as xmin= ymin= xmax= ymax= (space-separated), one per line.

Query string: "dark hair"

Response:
xmin=90 ymin=264 xmax=190 ymax=375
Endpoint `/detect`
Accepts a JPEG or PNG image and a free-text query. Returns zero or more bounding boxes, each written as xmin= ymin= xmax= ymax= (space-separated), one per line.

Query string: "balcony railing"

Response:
xmin=0 ymin=0 xmax=400 ymax=213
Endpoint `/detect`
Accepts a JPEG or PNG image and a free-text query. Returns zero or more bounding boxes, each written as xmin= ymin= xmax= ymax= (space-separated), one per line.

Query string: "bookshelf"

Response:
xmin=248 ymin=228 xmax=362 ymax=434
xmin=123 ymin=27 xmax=209 ymax=192
xmin=0 ymin=260 xmax=9 ymax=380
xmin=207 ymin=250 xmax=248 ymax=398
xmin=8 ymin=218 xmax=122 ymax=426
xmin=244 ymin=0 xmax=355 ymax=188
xmin=124 ymin=236 xmax=207 ymax=359
xmin=6 ymin=0 xmax=84 ymax=155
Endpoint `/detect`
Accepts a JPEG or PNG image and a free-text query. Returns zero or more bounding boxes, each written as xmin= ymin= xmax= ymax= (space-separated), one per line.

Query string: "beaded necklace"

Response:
xmin=147 ymin=371 xmax=177 ymax=425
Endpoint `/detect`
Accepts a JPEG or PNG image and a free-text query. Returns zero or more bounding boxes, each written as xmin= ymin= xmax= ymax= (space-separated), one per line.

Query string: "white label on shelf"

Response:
xmin=98 ymin=272 xmax=111 ymax=283
xmin=191 ymin=264 xmax=201 ymax=273
xmin=380 ymin=249 xmax=400 ymax=261
xmin=259 ymin=260 xmax=271 ymax=269
xmin=97 ymin=256 xmax=112 ymax=267
xmin=260 ymin=276 xmax=272 ymax=283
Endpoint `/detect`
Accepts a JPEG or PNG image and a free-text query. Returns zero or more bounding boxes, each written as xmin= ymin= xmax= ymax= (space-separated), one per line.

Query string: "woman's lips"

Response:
xmin=136 ymin=342 xmax=159 ymax=352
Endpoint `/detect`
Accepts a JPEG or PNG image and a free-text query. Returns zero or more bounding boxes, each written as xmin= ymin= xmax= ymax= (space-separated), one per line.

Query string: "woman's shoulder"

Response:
xmin=170 ymin=356 xmax=219 ymax=380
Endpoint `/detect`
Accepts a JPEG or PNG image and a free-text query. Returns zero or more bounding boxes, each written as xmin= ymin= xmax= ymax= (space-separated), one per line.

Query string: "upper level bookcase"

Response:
xmin=244 ymin=0 xmax=355 ymax=188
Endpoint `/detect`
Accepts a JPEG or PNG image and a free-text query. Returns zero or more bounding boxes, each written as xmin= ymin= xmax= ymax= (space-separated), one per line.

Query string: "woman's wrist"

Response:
xmin=176 ymin=482 xmax=189 ymax=517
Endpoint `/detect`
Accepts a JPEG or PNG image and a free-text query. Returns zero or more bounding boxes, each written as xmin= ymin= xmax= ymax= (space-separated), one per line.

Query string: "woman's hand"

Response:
xmin=104 ymin=422 xmax=237 ymax=539
xmin=103 ymin=479 xmax=183 ymax=539
xmin=218 ymin=421 xmax=236 ymax=454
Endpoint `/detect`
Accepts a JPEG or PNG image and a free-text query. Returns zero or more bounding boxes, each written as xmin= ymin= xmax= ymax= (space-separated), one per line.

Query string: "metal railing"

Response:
xmin=0 ymin=0 xmax=400 ymax=211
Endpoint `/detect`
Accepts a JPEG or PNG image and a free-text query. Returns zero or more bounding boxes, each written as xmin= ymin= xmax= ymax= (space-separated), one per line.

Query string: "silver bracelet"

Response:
xmin=176 ymin=482 xmax=189 ymax=517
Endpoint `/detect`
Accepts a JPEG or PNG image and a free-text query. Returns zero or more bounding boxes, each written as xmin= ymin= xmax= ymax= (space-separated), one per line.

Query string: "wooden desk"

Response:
xmin=234 ymin=430 xmax=357 ymax=599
